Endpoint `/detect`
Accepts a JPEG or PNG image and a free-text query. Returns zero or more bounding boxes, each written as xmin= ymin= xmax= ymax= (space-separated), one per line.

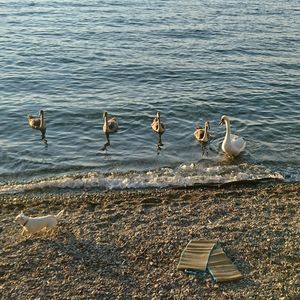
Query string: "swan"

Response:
xmin=151 ymin=112 xmax=165 ymax=148
xmin=194 ymin=121 xmax=210 ymax=143
xmin=102 ymin=111 xmax=118 ymax=151
xmin=151 ymin=112 xmax=165 ymax=134
xmin=28 ymin=110 xmax=45 ymax=130
xmin=27 ymin=110 xmax=46 ymax=141
xmin=220 ymin=115 xmax=246 ymax=157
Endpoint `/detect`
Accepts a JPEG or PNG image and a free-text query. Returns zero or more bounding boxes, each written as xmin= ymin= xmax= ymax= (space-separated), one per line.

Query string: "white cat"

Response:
xmin=15 ymin=210 xmax=64 ymax=236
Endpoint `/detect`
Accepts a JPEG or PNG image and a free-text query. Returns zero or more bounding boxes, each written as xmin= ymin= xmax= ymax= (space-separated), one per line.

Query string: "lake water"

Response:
xmin=0 ymin=0 xmax=299 ymax=194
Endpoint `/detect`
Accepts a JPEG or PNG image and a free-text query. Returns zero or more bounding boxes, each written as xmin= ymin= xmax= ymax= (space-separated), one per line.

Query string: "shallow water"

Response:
xmin=0 ymin=0 xmax=299 ymax=193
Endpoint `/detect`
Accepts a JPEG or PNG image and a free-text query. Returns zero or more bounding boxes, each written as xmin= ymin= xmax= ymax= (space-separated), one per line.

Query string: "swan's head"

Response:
xmin=103 ymin=111 xmax=108 ymax=120
xmin=156 ymin=112 xmax=161 ymax=118
xmin=220 ymin=115 xmax=229 ymax=125
xmin=39 ymin=110 xmax=44 ymax=116
xmin=205 ymin=121 xmax=210 ymax=130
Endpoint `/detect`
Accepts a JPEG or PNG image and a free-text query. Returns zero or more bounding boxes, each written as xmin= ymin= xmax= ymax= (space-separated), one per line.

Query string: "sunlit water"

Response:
xmin=0 ymin=0 xmax=299 ymax=194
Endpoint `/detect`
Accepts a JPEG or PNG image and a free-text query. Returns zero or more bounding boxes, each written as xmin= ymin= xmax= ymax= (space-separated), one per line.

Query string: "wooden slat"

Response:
xmin=207 ymin=245 xmax=242 ymax=282
xmin=177 ymin=240 xmax=215 ymax=271
xmin=178 ymin=240 xmax=242 ymax=283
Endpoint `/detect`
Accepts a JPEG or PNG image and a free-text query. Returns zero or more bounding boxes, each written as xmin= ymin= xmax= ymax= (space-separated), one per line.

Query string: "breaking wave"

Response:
xmin=0 ymin=162 xmax=284 ymax=194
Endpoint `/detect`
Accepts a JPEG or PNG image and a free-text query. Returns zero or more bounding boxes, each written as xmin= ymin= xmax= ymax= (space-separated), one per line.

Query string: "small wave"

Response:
xmin=0 ymin=163 xmax=284 ymax=195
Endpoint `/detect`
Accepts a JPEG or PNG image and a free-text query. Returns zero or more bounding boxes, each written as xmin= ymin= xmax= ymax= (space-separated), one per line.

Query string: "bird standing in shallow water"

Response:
xmin=151 ymin=112 xmax=165 ymax=152
xmin=27 ymin=110 xmax=47 ymax=143
xmin=102 ymin=111 xmax=118 ymax=151
xmin=220 ymin=115 xmax=246 ymax=157
xmin=194 ymin=121 xmax=210 ymax=143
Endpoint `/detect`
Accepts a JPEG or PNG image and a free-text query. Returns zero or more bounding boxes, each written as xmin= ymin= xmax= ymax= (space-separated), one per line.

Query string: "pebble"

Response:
xmin=0 ymin=183 xmax=299 ymax=299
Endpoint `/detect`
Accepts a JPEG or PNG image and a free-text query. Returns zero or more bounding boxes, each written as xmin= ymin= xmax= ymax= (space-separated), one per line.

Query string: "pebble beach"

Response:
xmin=0 ymin=181 xmax=299 ymax=299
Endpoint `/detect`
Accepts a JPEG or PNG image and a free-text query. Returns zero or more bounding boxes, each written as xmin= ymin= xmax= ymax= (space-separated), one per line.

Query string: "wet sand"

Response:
xmin=0 ymin=182 xmax=299 ymax=299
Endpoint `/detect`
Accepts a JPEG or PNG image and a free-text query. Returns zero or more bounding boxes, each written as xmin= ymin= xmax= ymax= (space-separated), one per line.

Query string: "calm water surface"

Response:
xmin=0 ymin=0 xmax=299 ymax=193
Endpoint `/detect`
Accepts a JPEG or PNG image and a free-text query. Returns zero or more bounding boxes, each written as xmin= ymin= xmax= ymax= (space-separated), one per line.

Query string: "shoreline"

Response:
xmin=0 ymin=182 xmax=299 ymax=299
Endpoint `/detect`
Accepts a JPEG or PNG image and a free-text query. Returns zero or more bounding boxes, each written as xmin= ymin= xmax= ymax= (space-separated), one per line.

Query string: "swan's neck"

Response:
xmin=224 ymin=119 xmax=231 ymax=141
xmin=104 ymin=114 xmax=108 ymax=131
xmin=157 ymin=116 xmax=161 ymax=129
xmin=40 ymin=111 xmax=45 ymax=128
xmin=203 ymin=125 xmax=209 ymax=140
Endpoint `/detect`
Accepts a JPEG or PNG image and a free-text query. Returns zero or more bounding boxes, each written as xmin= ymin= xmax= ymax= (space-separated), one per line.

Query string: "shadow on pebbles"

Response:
xmin=0 ymin=182 xmax=299 ymax=299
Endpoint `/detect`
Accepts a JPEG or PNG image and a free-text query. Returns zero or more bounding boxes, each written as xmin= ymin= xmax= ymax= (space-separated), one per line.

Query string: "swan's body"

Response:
xmin=220 ymin=115 xmax=246 ymax=157
xmin=151 ymin=112 xmax=165 ymax=134
xmin=28 ymin=110 xmax=47 ymax=141
xmin=194 ymin=121 xmax=210 ymax=143
xmin=103 ymin=112 xmax=118 ymax=134
xmin=102 ymin=112 xmax=118 ymax=151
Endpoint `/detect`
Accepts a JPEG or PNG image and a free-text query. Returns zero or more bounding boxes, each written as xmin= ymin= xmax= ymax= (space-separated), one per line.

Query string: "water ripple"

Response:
xmin=0 ymin=0 xmax=299 ymax=190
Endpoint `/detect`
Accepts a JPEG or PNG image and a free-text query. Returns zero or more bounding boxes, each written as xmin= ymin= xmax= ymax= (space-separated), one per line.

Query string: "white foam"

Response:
xmin=0 ymin=163 xmax=284 ymax=194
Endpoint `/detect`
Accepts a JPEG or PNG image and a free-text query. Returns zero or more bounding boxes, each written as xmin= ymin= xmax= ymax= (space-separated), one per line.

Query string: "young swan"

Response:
xmin=15 ymin=209 xmax=64 ymax=236
xmin=151 ymin=111 xmax=165 ymax=149
xmin=194 ymin=121 xmax=210 ymax=143
xmin=101 ymin=111 xmax=118 ymax=151
xmin=27 ymin=110 xmax=47 ymax=142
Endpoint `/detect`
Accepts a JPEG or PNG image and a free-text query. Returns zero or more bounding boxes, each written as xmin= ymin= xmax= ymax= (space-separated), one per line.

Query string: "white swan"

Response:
xmin=102 ymin=111 xmax=118 ymax=151
xmin=194 ymin=121 xmax=210 ymax=143
xmin=220 ymin=115 xmax=246 ymax=157
xmin=27 ymin=110 xmax=46 ymax=141
xmin=151 ymin=112 xmax=165 ymax=148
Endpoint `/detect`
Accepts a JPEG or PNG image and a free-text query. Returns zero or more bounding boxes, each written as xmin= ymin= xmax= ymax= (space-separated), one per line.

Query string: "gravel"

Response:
xmin=0 ymin=182 xmax=299 ymax=299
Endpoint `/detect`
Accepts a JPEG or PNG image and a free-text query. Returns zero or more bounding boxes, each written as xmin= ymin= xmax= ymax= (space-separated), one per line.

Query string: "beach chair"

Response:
xmin=177 ymin=239 xmax=242 ymax=283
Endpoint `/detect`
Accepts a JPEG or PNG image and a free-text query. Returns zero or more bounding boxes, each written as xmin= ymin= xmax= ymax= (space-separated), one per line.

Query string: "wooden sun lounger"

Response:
xmin=177 ymin=239 xmax=242 ymax=283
